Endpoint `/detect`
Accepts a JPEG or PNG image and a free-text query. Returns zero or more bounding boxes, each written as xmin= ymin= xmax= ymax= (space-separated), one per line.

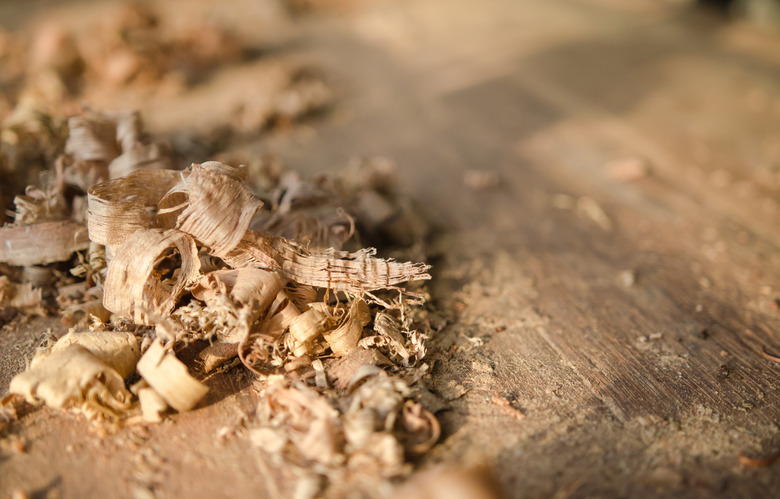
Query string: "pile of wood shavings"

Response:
xmin=1 ymin=109 xmax=442 ymax=497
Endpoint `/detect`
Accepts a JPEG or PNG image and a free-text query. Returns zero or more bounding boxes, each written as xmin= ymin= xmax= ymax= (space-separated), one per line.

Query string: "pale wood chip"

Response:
xmin=289 ymin=304 xmax=330 ymax=357
xmin=327 ymin=349 xmax=392 ymax=391
xmin=136 ymin=340 xmax=208 ymax=413
xmin=138 ymin=387 xmax=168 ymax=423
xmin=198 ymin=341 xmax=239 ymax=373
xmin=108 ymin=142 xmax=171 ymax=180
xmin=62 ymin=299 xmax=111 ymax=326
xmin=65 ymin=114 xmax=120 ymax=163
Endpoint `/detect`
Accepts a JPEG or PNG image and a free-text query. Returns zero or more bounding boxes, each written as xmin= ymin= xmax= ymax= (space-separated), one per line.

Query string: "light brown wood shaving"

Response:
xmin=103 ymin=228 xmax=200 ymax=324
xmin=11 ymin=175 xmax=68 ymax=226
xmin=65 ymin=114 xmax=120 ymax=163
xmin=189 ymin=267 xmax=283 ymax=343
xmin=174 ymin=162 xmax=263 ymax=258
xmin=0 ymin=276 xmax=45 ymax=315
xmin=87 ymin=169 xmax=182 ymax=249
xmin=288 ymin=304 xmax=330 ymax=357
xmin=137 ymin=386 xmax=168 ymax=423
xmin=10 ymin=344 xmax=133 ymax=421
xmin=198 ymin=341 xmax=240 ymax=373
xmin=52 ymin=331 xmax=140 ymax=378
xmin=193 ymin=268 xmax=282 ymax=312
xmin=258 ymin=290 xmax=301 ymax=340
xmin=228 ymin=231 xmax=431 ymax=293
xmin=322 ymin=299 xmax=371 ymax=356
xmin=108 ymin=142 xmax=171 ymax=180
xmin=136 ymin=340 xmax=208 ymax=413
xmin=62 ymin=299 xmax=111 ymax=327
xmin=0 ymin=220 xmax=89 ymax=266
xmin=254 ymin=376 xmax=343 ymax=466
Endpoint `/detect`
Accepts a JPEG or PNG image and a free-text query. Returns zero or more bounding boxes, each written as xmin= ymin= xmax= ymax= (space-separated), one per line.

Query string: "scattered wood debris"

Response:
xmin=2 ymin=103 xmax=438 ymax=495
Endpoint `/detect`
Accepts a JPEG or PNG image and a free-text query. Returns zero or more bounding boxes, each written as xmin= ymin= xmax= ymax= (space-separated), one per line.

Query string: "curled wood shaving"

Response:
xmin=65 ymin=113 xmax=120 ymax=163
xmin=21 ymin=265 xmax=54 ymax=287
xmin=323 ymin=299 xmax=371 ymax=356
xmin=261 ymin=290 xmax=302 ymax=338
xmin=362 ymin=312 xmax=410 ymax=362
xmin=738 ymin=450 xmax=780 ymax=467
xmin=11 ymin=170 xmax=67 ymax=226
xmin=190 ymin=267 xmax=283 ymax=344
xmin=87 ymin=169 xmax=181 ymax=249
xmin=193 ymin=268 xmax=282 ymax=313
xmin=174 ymin=162 xmax=263 ymax=258
xmin=399 ymin=400 xmax=440 ymax=456
xmin=288 ymin=305 xmax=330 ymax=357
xmin=131 ymin=380 xmax=169 ymax=423
xmin=103 ymin=228 xmax=200 ymax=324
xmin=108 ymin=142 xmax=170 ymax=179
xmin=254 ymin=376 xmax=343 ymax=466
xmin=359 ymin=312 xmax=428 ymax=367
xmin=136 ymin=340 xmax=208 ymax=413
xmin=9 ymin=344 xmax=133 ymax=421
xmin=0 ymin=220 xmax=89 ymax=266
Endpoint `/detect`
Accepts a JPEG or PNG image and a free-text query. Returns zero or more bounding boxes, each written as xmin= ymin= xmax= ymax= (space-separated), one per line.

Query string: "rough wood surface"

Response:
xmin=2 ymin=0 xmax=780 ymax=497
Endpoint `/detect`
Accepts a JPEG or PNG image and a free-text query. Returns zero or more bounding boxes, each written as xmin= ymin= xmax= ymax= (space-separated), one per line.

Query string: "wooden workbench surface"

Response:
xmin=1 ymin=0 xmax=779 ymax=497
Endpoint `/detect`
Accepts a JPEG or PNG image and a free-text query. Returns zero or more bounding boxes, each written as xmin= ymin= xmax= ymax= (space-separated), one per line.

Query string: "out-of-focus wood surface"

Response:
xmin=2 ymin=0 xmax=780 ymax=497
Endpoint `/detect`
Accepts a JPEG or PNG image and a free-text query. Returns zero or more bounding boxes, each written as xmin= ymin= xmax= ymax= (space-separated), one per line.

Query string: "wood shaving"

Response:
xmin=738 ymin=450 xmax=780 ymax=467
xmin=87 ymin=170 xmax=181 ymax=250
xmin=9 ymin=343 xmax=133 ymax=421
xmin=136 ymin=340 xmax=208 ymax=413
xmin=251 ymin=370 xmax=439 ymax=496
xmin=103 ymin=228 xmax=201 ymax=324
xmin=174 ymin=162 xmax=263 ymax=258
xmin=228 ymin=231 xmax=431 ymax=293
xmin=0 ymin=221 xmax=90 ymax=267
xmin=322 ymin=299 xmax=371 ymax=356
xmin=52 ymin=331 xmax=140 ymax=378
xmin=0 ymin=276 xmax=45 ymax=316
